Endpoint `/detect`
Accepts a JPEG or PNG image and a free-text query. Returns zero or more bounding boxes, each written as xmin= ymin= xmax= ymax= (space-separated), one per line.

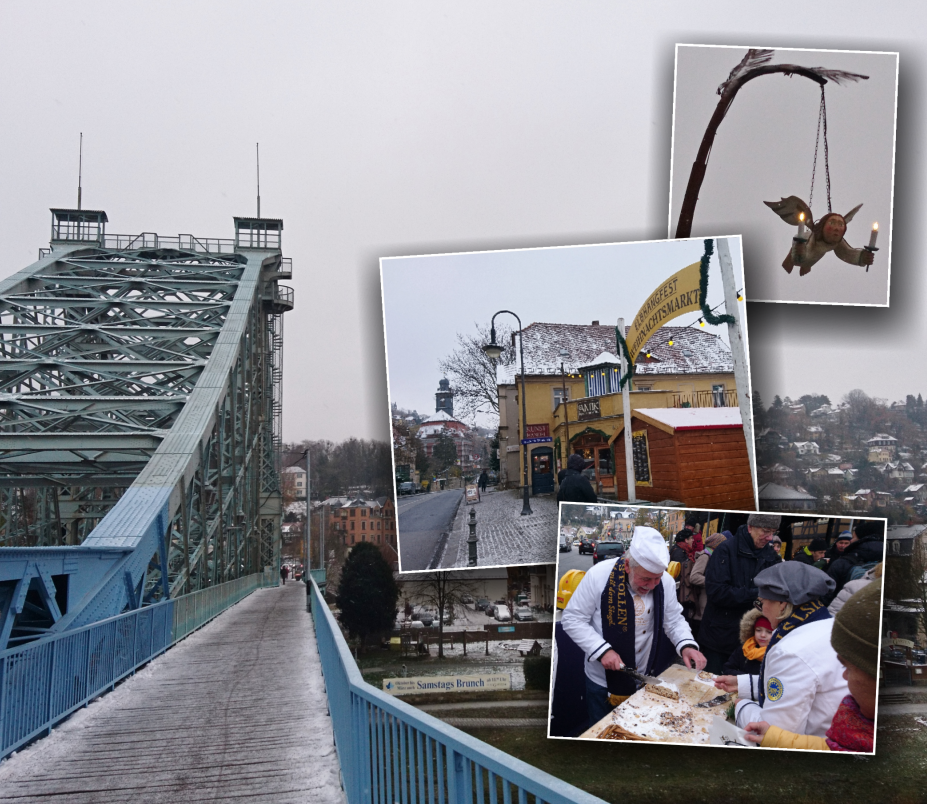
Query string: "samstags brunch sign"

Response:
xmin=383 ymin=674 xmax=511 ymax=695
xmin=625 ymin=261 xmax=702 ymax=364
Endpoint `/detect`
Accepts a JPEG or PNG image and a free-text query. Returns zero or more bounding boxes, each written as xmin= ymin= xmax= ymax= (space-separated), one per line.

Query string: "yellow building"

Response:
xmin=496 ymin=322 xmax=738 ymax=497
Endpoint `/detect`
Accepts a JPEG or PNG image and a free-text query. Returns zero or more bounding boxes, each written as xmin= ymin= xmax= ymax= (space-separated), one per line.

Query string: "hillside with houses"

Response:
xmin=755 ymin=390 xmax=927 ymax=524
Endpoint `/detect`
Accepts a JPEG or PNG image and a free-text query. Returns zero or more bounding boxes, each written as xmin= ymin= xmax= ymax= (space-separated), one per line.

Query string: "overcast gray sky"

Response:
xmin=381 ymin=238 xmax=744 ymax=427
xmin=671 ymin=46 xmax=897 ymax=306
xmin=0 ymin=3 xmax=924 ymax=441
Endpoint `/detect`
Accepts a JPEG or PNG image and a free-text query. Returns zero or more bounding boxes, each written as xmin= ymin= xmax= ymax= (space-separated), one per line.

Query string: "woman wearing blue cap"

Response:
xmin=713 ymin=562 xmax=849 ymax=738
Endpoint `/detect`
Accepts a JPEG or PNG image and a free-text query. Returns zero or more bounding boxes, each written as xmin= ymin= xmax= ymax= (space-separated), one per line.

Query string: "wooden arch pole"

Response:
xmin=674 ymin=54 xmax=866 ymax=239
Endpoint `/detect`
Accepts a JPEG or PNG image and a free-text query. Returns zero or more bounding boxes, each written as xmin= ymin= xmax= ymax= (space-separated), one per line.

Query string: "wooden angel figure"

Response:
xmin=764 ymin=196 xmax=875 ymax=276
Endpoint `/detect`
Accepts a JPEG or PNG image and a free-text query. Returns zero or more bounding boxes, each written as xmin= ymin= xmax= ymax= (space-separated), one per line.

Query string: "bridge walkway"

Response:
xmin=0 ymin=583 xmax=345 ymax=804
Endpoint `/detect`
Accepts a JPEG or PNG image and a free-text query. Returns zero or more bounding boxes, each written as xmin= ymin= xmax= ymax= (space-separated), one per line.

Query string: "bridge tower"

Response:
xmin=0 ymin=209 xmax=293 ymax=649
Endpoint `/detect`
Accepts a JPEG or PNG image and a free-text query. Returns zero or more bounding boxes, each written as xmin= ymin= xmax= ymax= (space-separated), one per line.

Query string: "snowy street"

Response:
xmin=438 ymin=488 xmax=559 ymax=568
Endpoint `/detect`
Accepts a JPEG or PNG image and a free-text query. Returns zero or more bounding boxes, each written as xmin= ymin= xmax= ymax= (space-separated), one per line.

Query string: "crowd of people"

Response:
xmin=560 ymin=513 xmax=883 ymax=752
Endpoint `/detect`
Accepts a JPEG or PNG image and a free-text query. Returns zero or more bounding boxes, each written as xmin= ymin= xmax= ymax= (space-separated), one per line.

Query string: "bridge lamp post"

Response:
xmin=558 ymin=348 xmax=571 ymax=468
xmin=483 ymin=310 xmax=532 ymax=516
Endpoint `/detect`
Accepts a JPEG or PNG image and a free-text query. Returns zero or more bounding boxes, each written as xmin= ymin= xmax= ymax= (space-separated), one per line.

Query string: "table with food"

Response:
xmin=580 ymin=665 xmax=735 ymax=744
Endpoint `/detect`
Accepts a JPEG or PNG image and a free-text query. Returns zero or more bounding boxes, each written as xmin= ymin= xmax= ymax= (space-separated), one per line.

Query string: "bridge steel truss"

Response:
xmin=0 ymin=213 xmax=292 ymax=650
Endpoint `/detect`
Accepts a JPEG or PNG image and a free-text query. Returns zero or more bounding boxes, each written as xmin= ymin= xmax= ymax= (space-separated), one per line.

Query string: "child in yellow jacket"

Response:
xmin=744 ymin=578 xmax=878 ymax=752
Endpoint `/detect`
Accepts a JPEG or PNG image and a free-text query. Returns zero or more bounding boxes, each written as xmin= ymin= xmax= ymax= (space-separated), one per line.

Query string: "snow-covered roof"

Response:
xmin=496 ymin=323 xmax=733 ymax=383
xmin=757 ymin=482 xmax=817 ymax=501
xmin=583 ymin=351 xmax=621 ymax=367
xmin=282 ymin=465 xmax=306 ymax=474
xmin=421 ymin=410 xmax=461 ymax=424
xmin=630 ymin=406 xmax=742 ymax=431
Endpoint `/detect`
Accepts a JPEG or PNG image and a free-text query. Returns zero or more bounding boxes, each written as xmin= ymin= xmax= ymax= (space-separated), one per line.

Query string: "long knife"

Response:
xmin=618 ymin=666 xmax=663 ymax=686
xmin=695 ymin=693 xmax=732 ymax=708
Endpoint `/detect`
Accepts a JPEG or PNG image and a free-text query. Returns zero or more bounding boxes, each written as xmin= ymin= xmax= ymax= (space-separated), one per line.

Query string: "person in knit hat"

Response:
xmin=715 ymin=561 xmax=848 ymax=738
xmin=722 ymin=608 xmax=773 ymax=675
xmin=793 ymin=538 xmax=828 ymax=566
xmin=745 ymin=578 xmax=881 ymax=752
xmin=826 ymin=519 xmax=885 ymax=604
xmin=698 ymin=513 xmax=782 ymax=673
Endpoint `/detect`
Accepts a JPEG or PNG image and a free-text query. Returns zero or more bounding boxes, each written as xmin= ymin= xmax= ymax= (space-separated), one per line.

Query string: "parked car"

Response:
xmin=461 ymin=594 xmax=474 ymax=604
xmin=513 ymin=606 xmax=535 ymax=621
xmin=412 ymin=607 xmax=434 ymax=626
xmin=592 ymin=541 xmax=625 ymax=565
xmin=578 ymin=538 xmax=595 ymax=555
xmin=559 ymin=533 xmax=572 ymax=553
xmin=398 ymin=481 xmax=418 ymax=495
xmin=494 ymin=604 xmax=512 ymax=622
xmin=475 ymin=597 xmax=490 ymax=611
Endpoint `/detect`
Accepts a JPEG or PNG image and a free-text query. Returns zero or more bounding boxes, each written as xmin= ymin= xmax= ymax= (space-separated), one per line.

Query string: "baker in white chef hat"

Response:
xmin=626 ymin=526 xmax=672 ymax=593
xmin=560 ymin=524 xmax=708 ymax=724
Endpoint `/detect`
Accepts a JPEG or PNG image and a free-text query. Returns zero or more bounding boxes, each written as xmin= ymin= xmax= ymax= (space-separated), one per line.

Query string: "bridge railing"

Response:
xmin=0 ymin=572 xmax=272 ymax=759
xmin=308 ymin=578 xmax=604 ymax=804
xmin=171 ymin=573 xmax=267 ymax=643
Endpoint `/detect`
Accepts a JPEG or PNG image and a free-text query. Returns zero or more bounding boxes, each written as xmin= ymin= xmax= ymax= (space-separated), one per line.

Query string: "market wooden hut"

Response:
xmin=609 ymin=407 xmax=755 ymax=509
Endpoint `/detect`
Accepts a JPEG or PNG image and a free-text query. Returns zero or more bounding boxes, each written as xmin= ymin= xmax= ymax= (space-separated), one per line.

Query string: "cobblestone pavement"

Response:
xmin=438 ymin=488 xmax=559 ymax=569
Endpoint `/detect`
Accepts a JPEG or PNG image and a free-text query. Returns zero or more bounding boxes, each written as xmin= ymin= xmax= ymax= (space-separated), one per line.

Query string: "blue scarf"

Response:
xmin=600 ymin=558 xmax=675 ymax=696
xmin=758 ymin=599 xmax=832 ymax=706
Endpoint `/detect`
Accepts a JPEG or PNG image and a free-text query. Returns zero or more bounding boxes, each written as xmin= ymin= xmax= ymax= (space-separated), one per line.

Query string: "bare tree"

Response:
xmin=437 ymin=322 xmax=515 ymax=424
xmin=401 ymin=571 xmax=478 ymax=658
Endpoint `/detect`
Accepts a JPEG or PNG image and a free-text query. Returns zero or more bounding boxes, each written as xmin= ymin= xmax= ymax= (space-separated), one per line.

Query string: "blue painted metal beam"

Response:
xmin=0 ymin=212 xmax=292 ymax=648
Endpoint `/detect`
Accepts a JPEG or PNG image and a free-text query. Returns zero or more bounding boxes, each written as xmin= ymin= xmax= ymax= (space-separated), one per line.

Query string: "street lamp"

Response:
xmin=559 ymin=348 xmax=571 ymax=469
xmin=483 ymin=311 xmax=532 ymax=516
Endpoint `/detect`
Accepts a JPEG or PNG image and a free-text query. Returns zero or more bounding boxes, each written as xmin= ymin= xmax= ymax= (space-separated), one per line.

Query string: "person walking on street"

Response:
xmin=280 ymin=564 xmax=289 ymax=585
xmin=557 ymin=453 xmax=597 ymax=503
xmin=478 ymin=469 xmax=489 ymax=493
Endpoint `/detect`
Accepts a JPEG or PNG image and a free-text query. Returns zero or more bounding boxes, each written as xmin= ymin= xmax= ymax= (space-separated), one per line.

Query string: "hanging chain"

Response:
xmin=809 ymin=86 xmax=833 ymax=215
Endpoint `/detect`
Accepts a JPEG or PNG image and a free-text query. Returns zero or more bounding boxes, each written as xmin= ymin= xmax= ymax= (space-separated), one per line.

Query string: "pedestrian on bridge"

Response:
xmin=281 ymin=564 xmax=290 ymax=585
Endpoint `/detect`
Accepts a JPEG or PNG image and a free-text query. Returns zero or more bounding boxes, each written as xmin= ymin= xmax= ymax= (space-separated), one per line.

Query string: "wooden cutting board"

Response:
xmin=580 ymin=664 xmax=729 ymax=742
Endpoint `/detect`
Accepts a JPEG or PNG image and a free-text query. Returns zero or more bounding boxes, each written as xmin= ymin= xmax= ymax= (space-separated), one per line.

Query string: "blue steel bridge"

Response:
xmin=0 ymin=211 xmax=604 ymax=804
xmin=0 ymin=208 xmax=292 ymax=649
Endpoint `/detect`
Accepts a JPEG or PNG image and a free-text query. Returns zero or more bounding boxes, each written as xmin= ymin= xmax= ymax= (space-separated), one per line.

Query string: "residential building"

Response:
xmin=281 ymin=465 xmax=307 ymax=499
xmin=323 ymin=495 xmax=398 ymax=568
xmin=494 ymin=322 xmax=740 ymax=496
xmin=757 ymin=482 xmax=818 ymax=512
xmin=791 ymin=441 xmax=820 ymax=456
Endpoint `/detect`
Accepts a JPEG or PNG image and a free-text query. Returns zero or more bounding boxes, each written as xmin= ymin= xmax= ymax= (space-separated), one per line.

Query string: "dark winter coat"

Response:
xmin=792 ymin=546 xmax=816 ymax=565
xmin=722 ymin=646 xmax=764 ymax=676
xmin=826 ymin=536 xmax=884 ymax=603
xmin=698 ymin=524 xmax=782 ymax=655
xmin=556 ymin=469 xmax=597 ymax=503
xmin=670 ymin=545 xmax=690 ymax=566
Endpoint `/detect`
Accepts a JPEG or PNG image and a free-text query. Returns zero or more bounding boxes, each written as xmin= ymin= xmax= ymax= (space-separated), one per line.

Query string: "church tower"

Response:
xmin=435 ymin=378 xmax=454 ymax=416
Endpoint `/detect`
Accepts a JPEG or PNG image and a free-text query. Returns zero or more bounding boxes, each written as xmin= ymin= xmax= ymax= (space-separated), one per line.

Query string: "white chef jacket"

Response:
xmin=735 ymin=617 xmax=849 ymax=738
xmin=560 ymin=557 xmax=698 ymax=689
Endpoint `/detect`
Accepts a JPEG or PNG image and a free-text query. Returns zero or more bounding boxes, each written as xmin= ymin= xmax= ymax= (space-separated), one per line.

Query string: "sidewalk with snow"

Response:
xmin=0 ymin=583 xmax=345 ymax=804
xmin=438 ymin=488 xmax=558 ymax=568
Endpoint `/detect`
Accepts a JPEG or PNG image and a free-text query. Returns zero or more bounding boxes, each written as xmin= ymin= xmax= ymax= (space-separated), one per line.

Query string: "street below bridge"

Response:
xmin=396 ymin=489 xmax=463 ymax=570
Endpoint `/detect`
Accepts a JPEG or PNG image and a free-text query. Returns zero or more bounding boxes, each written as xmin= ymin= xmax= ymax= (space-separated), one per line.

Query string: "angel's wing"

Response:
xmin=763 ymin=196 xmax=813 ymax=227
xmin=843 ymin=203 xmax=863 ymax=224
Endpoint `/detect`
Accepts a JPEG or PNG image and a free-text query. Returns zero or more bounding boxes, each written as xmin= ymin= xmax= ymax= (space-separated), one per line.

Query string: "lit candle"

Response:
xmin=797 ymin=212 xmax=807 ymax=240
xmin=868 ymin=222 xmax=879 ymax=249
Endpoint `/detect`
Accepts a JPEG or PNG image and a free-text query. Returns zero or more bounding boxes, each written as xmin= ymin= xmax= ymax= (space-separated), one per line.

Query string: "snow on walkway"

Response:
xmin=0 ymin=582 xmax=345 ymax=804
